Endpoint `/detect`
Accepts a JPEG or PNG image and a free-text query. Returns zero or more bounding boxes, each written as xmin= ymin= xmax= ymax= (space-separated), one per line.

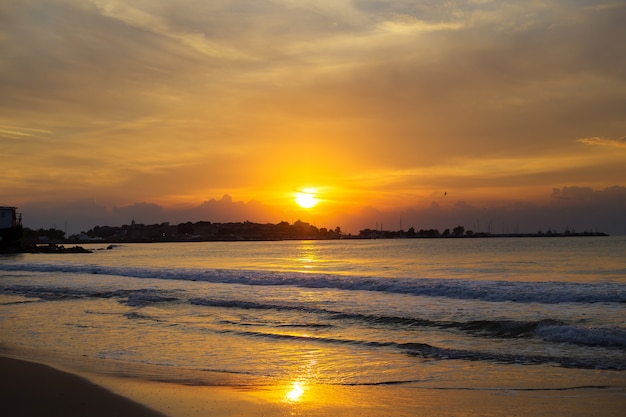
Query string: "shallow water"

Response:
xmin=1 ymin=237 xmax=625 ymax=391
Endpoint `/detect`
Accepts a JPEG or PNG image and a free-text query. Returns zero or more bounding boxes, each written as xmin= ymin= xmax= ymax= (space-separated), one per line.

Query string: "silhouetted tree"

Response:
xmin=22 ymin=227 xmax=66 ymax=241
xmin=177 ymin=222 xmax=194 ymax=235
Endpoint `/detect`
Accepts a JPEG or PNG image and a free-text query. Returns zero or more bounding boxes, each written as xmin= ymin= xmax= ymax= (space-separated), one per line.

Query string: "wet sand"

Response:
xmin=0 ymin=357 xmax=166 ymax=417
xmin=2 ymin=355 xmax=625 ymax=417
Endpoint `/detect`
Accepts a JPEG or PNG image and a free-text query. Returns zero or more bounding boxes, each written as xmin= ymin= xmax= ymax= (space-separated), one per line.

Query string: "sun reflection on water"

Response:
xmin=296 ymin=241 xmax=319 ymax=271
xmin=285 ymin=381 xmax=305 ymax=402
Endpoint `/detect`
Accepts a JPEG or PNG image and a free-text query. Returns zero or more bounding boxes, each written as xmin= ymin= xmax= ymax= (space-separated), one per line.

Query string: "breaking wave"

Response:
xmin=1 ymin=262 xmax=625 ymax=304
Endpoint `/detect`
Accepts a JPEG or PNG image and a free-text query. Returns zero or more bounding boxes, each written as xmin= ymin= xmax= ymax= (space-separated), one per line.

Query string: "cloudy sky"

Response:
xmin=2 ymin=0 xmax=625 ymax=234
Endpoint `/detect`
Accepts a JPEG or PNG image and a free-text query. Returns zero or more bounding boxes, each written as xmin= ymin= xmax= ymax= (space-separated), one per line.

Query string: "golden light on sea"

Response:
xmin=285 ymin=381 xmax=305 ymax=402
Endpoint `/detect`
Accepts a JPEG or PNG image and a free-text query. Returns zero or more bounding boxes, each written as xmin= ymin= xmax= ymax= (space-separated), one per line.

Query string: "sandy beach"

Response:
xmin=0 ymin=356 xmax=167 ymax=417
xmin=2 ymin=355 xmax=626 ymax=417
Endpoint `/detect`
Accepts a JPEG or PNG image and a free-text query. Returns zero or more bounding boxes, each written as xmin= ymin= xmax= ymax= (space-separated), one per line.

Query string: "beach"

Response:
xmin=2 ymin=355 xmax=625 ymax=417
xmin=1 ymin=238 xmax=625 ymax=416
xmin=0 ymin=356 xmax=165 ymax=417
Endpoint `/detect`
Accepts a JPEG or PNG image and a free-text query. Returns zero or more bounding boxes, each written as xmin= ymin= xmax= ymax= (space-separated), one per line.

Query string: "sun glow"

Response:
xmin=285 ymin=381 xmax=305 ymax=402
xmin=294 ymin=188 xmax=319 ymax=209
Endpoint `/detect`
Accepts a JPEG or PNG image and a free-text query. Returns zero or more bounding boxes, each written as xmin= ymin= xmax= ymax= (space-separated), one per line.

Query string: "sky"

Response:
xmin=1 ymin=0 xmax=625 ymax=235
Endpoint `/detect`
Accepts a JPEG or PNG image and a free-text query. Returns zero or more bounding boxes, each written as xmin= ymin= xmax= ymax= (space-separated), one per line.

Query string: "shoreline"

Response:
xmin=2 ymin=354 xmax=625 ymax=417
xmin=1 ymin=232 xmax=613 ymax=254
xmin=0 ymin=356 xmax=166 ymax=417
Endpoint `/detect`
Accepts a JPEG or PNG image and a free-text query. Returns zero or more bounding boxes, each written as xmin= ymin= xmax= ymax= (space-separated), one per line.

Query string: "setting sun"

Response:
xmin=294 ymin=188 xmax=319 ymax=209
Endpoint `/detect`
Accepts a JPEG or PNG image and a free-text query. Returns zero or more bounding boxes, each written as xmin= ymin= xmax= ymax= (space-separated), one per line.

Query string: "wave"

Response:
xmin=4 ymin=278 xmax=624 ymax=351
xmin=340 ymin=382 xmax=614 ymax=390
xmin=189 ymin=297 xmax=626 ymax=350
xmin=0 ymin=283 xmax=177 ymax=305
xmin=219 ymin=327 xmax=626 ymax=371
xmin=2 ymin=283 xmax=625 ymax=372
xmin=535 ymin=324 xmax=626 ymax=348
xmin=1 ymin=262 xmax=625 ymax=304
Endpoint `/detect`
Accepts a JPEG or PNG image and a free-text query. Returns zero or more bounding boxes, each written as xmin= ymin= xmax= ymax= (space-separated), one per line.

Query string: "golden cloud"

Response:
xmin=577 ymin=137 xmax=626 ymax=148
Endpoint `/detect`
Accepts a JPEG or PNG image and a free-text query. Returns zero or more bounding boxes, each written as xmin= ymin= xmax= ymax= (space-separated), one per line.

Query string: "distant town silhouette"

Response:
xmin=20 ymin=219 xmax=607 ymax=246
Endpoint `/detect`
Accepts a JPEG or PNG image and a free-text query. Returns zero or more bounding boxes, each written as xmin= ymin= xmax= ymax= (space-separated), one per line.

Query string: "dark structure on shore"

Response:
xmin=0 ymin=206 xmax=23 ymax=248
xmin=358 ymin=226 xmax=608 ymax=239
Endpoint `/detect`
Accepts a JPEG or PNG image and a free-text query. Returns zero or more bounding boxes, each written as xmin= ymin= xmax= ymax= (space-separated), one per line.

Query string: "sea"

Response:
xmin=1 ymin=237 xmax=625 ymax=401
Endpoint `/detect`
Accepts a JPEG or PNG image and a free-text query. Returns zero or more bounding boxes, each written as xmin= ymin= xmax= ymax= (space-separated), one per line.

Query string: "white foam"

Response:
xmin=1 ymin=262 xmax=624 ymax=304
xmin=536 ymin=324 xmax=626 ymax=348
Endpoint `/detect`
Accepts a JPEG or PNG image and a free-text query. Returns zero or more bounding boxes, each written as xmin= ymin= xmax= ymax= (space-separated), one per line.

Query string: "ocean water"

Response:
xmin=1 ymin=237 xmax=625 ymax=393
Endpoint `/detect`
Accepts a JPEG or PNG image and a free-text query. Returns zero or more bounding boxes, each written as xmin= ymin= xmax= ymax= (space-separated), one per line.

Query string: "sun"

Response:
xmin=294 ymin=188 xmax=319 ymax=209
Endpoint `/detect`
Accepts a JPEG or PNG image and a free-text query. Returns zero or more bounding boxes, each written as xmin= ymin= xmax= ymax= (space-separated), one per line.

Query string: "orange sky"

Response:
xmin=1 ymin=1 xmax=625 ymax=234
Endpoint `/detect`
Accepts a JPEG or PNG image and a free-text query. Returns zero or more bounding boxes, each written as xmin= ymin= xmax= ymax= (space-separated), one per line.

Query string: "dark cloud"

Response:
xmin=389 ymin=186 xmax=626 ymax=236
xmin=20 ymin=199 xmax=109 ymax=233
xmin=19 ymin=195 xmax=286 ymax=235
xmin=169 ymin=195 xmax=285 ymax=225
xmin=111 ymin=203 xmax=166 ymax=225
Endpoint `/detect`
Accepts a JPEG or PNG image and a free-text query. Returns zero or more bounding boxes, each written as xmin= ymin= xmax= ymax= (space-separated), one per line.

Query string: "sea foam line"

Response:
xmin=1 ymin=263 xmax=625 ymax=304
